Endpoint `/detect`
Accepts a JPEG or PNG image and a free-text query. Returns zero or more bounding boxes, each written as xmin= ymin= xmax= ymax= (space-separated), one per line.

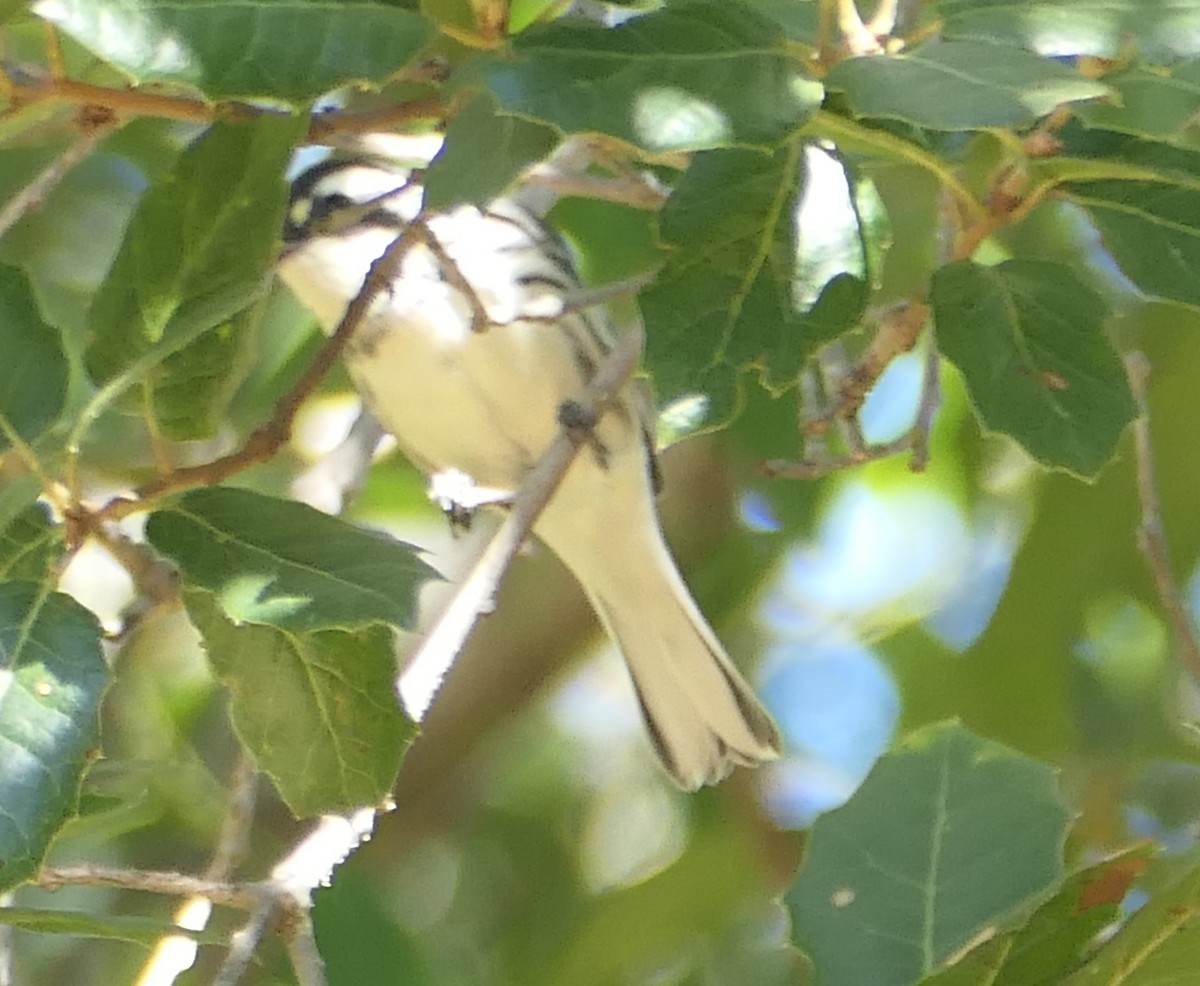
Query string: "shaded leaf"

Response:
xmin=146 ymin=488 xmax=439 ymax=634
xmin=186 ymin=590 xmax=416 ymax=817
xmin=918 ymin=846 xmax=1153 ymax=986
xmin=0 ymin=584 xmax=107 ymax=892
xmin=640 ymin=143 xmax=868 ymax=424
xmin=1055 ymin=134 xmax=1200 ymax=310
xmin=483 ymin=0 xmax=822 ymax=152
xmin=827 ymin=40 xmax=1109 ymax=131
xmin=0 ymin=505 xmax=59 ymax=583
xmin=941 ymin=0 xmax=1200 ymax=64
xmin=151 ymin=299 xmax=264 ymax=442
xmin=1078 ymin=59 xmax=1200 ymax=139
xmin=788 ymin=721 xmax=1070 ymax=986
xmin=34 ymin=0 xmax=436 ymax=104
xmin=0 ymin=265 xmax=68 ymax=452
xmin=931 ymin=259 xmax=1135 ymax=477
xmin=86 ymin=117 xmax=302 ymax=390
xmin=423 ymin=92 xmax=559 ymax=211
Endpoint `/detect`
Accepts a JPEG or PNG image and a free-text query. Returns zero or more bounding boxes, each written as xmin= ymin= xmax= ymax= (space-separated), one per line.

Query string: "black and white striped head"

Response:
xmin=282 ymin=156 xmax=424 ymax=249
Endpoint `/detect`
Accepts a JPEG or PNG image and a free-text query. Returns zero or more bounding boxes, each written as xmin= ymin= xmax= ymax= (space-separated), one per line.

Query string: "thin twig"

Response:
xmin=1126 ymin=351 xmax=1200 ymax=688
xmin=0 ymin=113 xmax=116 ymax=240
xmin=909 ymin=332 xmax=940 ymax=472
xmin=92 ymin=224 xmax=422 ymax=524
xmin=284 ymin=910 xmax=328 ymax=986
xmin=212 ymin=902 xmax=274 ymax=986
xmin=36 ymin=867 xmax=258 ymax=910
xmin=397 ymin=319 xmax=645 ymax=720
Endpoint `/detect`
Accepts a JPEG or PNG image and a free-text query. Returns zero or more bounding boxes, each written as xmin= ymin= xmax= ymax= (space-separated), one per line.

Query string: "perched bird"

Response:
xmin=277 ymin=147 xmax=780 ymax=788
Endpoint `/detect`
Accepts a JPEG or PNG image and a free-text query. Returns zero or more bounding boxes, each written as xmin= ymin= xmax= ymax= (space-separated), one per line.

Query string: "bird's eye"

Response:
xmin=311 ymin=191 xmax=353 ymax=222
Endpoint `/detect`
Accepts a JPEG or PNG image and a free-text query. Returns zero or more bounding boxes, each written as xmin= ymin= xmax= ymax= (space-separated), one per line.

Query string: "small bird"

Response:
xmin=277 ymin=147 xmax=781 ymax=789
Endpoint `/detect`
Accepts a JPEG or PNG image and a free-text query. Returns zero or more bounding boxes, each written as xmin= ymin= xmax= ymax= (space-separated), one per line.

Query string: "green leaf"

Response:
xmin=788 ymin=721 xmax=1070 ymax=986
xmin=917 ymin=846 xmax=1153 ymax=986
xmin=483 ymin=0 xmax=822 ymax=152
xmin=941 ymin=0 xmax=1200 ymax=63
xmin=931 ymin=259 xmax=1136 ymax=477
xmin=1062 ymin=852 xmax=1200 ymax=985
xmin=826 ymin=40 xmax=1110 ymax=131
xmin=0 ymin=583 xmax=107 ymax=892
xmin=185 ymin=590 xmax=417 ymax=817
xmin=0 ymin=505 xmax=60 ymax=583
xmin=146 ymin=488 xmax=439 ymax=634
xmin=86 ymin=116 xmax=303 ymax=388
xmin=422 ymin=92 xmax=559 ymax=211
xmin=1057 ymin=136 xmax=1200 ymax=310
xmin=0 ymin=265 xmax=68 ymax=452
xmin=33 ymin=0 xmax=437 ymax=104
xmin=151 ymin=297 xmax=265 ymax=442
xmin=639 ymin=143 xmax=867 ymax=424
xmin=0 ymin=905 xmax=223 ymax=945
xmin=1078 ymin=59 xmax=1200 ymax=139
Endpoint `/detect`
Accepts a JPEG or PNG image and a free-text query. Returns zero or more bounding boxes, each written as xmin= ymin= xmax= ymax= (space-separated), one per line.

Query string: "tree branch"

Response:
xmin=1125 ymin=351 xmax=1200 ymax=688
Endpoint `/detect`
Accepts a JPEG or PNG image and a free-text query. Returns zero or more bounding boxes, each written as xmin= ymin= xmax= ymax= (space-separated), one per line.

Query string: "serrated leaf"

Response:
xmin=1078 ymin=59 xmax=1200 ymax=139
xmin=0 ymin=265 xmax=68 ymax=452
xmin=0 ymin=583 xmax=107 ymax=892
xmin=0 ymin=505 xmax=60 ymax=583
xmin=788 ymin=721 xmax=1070 ymax=986
xmin=918 ymin=846 xmax=1153 ymax=986
xmin=34 ymin=0 xmax=436 ymax=104
xmin=86 ymin=117 xmax=302 ymax=390
xmin=0 ymin=905 xmax=223 ymax=945
xmin=146 ymin=488 xmax=439 ymax=634
xmin=1063 ymin=852 xmax=1200 ymax=985
xmin=185 ymin=590 xmax=416 ymax=817
xmin=422 ymin=92 xmax=559 ymax=211
xmin=483 ymin=0 xmax=822 ymax=152
xmin=639 ymin=144 xmax=868 ymax=423
xmin=931 ymin=259 xmax=1135 ymax=477
xmin=941 ymin=0 xmax=1200 ymax=64
xmin=827 ymin=40 xmax=1110 ymax=131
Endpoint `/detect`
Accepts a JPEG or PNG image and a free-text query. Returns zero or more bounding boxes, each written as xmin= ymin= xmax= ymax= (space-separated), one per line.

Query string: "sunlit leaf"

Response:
xmin=86 ymin=116 xmax=303 ymax=409
xmin=0 ymin=584 xmax=107 ymax=892
xmin=483 ymin=0 xmax=822 ymax=152
xmin=640 ymin=143 xmax=868 ymax=424
xmin=827 ymin=40 xmax=1110 ymax=131
xmin=941 ymin=0 xmax=1200 ymax=63
xmin=34 ymin=0 xmax=436 ymax=103
xmin=186 ymin=590 xmax=416 ymax=817
xmin=147 ymin=488 xmax=439 ymax=634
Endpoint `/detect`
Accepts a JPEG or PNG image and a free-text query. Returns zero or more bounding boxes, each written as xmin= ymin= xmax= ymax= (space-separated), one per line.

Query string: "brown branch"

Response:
xmin=92 ymin=224 xmax=422 ymax=524
xmin=37 ymin=866 xmax=258 ymax=910
xmin=7 ymin=74 xmax=448 ymax=139
xmin=1125 ymin=351 xmax=1200 ymax=688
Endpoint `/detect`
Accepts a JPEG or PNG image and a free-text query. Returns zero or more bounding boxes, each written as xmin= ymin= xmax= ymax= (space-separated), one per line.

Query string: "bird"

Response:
xmin=276 ymin=145 xmax=781 ymax=789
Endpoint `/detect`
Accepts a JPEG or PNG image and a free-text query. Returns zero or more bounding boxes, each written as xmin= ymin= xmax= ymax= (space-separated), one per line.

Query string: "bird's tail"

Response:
xmin=539 ymin=478 xmax=781 ymax=789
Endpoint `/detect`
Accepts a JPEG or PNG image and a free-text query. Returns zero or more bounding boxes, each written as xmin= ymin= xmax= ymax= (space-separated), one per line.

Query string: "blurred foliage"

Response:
xmin=2 ymin=1 xmax=1200 ymax=985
